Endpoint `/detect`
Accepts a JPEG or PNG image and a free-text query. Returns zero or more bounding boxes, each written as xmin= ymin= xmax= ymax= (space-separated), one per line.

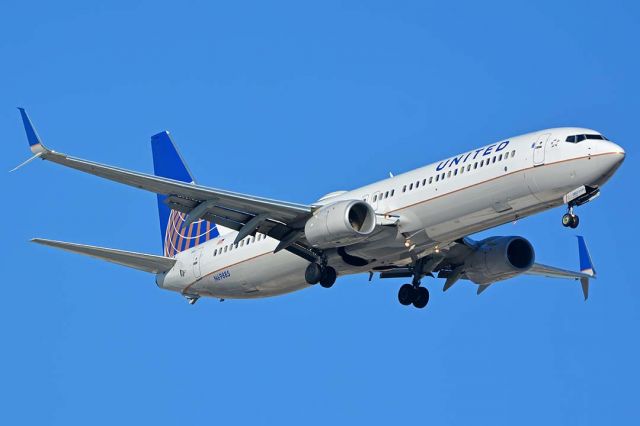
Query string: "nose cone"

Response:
xmin=591 ymin=140 xmax=625 ymax=186
xmin=603 ymin=141 xmax=625 ymax=169
xmin=605 ymin=140 xmax=625 ymax=157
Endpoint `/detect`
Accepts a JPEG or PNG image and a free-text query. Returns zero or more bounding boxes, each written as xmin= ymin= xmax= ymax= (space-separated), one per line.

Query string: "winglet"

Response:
xmin=577 ymin=236 xmax=595 ymax=301
xmin=577 ymin=236 xmax=595 ymax=277
xmin=17 ymin=107 xmax=49 ymax=154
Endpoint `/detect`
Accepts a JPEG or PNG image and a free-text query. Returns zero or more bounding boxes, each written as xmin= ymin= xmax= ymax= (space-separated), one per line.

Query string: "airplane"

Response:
xmin=14 ymin=108 xmax=624 ymax=308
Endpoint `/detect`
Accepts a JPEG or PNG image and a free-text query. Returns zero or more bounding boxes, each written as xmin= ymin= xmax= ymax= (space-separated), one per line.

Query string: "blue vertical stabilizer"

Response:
xmin=150 ymin=131 xmax=219 ymax=256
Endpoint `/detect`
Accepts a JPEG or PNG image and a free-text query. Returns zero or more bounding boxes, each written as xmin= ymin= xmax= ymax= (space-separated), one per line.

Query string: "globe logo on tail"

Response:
xmin=164 ymin=209 xmax=218 ymax=257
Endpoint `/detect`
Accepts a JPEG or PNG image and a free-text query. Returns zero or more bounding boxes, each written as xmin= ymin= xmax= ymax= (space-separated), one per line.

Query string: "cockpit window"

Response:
xmin=566 ymin=133 xmax=609 ymax=143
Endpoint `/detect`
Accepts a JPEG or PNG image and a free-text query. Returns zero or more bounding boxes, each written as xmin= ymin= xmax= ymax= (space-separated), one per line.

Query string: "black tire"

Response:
xmin=412 ymin=287 xmax=430 ymax=309
xmin=305 ymin=263 xmax=322 ymax=285
xmin=320 ymin=266 xmax=337 ymax=288
xmin=570 ymin=214 xmax=580 ymax=229
xmin=398 ymin=284 xmax=416 ymax=306
xmin=562 ymin=213 xmax=573 ymax=227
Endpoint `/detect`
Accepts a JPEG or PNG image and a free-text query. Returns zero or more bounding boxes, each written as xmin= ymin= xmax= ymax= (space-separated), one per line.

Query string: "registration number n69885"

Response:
xmin=213 ymin=270 xmax=231 ymax=282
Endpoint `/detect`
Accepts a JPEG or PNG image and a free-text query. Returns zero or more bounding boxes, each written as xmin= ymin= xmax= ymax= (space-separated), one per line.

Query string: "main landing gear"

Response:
xmin=398 ymin=283 xmax=430 ymax=309
xmin=396 ymin=256 xmax=435 ymax=309
xmin=305 ymin=262 xmax=337 ymax=288
xmin=562 ymin=206 xmax=579 ymax=229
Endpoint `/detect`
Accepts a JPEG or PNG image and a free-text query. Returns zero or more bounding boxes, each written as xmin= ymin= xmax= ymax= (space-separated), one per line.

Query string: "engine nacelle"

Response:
xmin=305 ymin=200 xmax=377 ymax=249
xmin=464 ymin=236 xmax=535 ymax=285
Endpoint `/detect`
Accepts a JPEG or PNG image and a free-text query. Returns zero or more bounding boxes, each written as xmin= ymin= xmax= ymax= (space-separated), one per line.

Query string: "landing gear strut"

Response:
xmin=305 ymin=261 xmax=337 ymax=288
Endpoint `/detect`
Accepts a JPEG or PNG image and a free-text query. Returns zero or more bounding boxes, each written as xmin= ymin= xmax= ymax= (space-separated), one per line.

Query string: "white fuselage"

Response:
xmin=156 ymin=128 xmax=625 ymax=299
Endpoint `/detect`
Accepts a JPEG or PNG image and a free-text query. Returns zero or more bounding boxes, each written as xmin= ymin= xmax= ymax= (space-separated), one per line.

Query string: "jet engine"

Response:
xmin=305 ymin=200 xmax=377 ymax=249
xmin=464 ymin=236 xmax=535 ymax=285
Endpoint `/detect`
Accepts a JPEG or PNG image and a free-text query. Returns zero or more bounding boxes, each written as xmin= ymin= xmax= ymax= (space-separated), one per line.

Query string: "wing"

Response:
xmin=380 ymin=236 xmax=596 ymax=300
xmin=526 ymin=263 xmax=593 ymax=280
xmin=526 ymin=236 xmax=595 ymax=300
xmin=17 ymin=108 xmax=318 ymax=262
xmin=32 ymin=238 xmax=176 ymax=274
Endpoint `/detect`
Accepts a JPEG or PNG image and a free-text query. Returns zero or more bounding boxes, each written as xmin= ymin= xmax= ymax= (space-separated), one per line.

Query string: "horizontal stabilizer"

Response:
xmin=31 ymin=238 xmax=176 ymax=274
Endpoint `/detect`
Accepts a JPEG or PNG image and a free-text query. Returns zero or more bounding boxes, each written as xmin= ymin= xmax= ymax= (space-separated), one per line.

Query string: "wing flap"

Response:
xmin=32 ymin=238 xmax=176 ymax=274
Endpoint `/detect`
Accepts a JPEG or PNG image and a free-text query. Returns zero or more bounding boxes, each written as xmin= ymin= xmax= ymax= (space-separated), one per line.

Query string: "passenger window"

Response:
xmin=436 ymin=175 xmax=440 ymax=182
xmin=391 ymin=189 xmax=395 ymax=196
xmin=511 ymin=150 xmax=515 ymax=157
xmin=441 ymin=173 xmax=445 ymax=180
xmin=447 ymin=171 xmax=451 ymax=178
xmin=467 ymin=164 xmax=471 ymax=171
xmin=422 ymin=179 xmax=426 ymax=186
xmin=454 ymin=169 xmax=458 ymax=176
xmin=373 ymin=195 xmax=377 ymax=202
xmin=409 ymin=183 xmax=413 ymax=190
xmin=480 ymin=160 xmax=484 ymax=167
xmin=474 ymin=162 xmax=478 ymax=169
xmin=460 ymin=167 xmax=464 ymax=174
xmin=429 ymin=177 xmax=433 ymax=184
xmin=224 ymin=246 xmax=228 ymax=253
xmin=504 ymin=152 xmax=509 ymax=159
xmin=385 ymin=191 xmax=389 ymax=198
xmin=499 ymin=154 xmax=503 ymax=161
xmin=402 ymin=185 xmax=406 ymax=193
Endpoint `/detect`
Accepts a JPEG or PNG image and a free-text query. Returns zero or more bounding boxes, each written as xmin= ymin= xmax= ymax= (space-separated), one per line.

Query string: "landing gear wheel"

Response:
xmin=562 ymin=213 xmax=580 ymax=228
xmin=319 ymin=266 xmax=337 ymax=288
xmin=569 ymin=214 xmax=580 ymax=229
xmin=412 ymin=287 xmax=430 ymax=309
xmin=305 ymin=263 xmax=322 ymax=285
xmin=398 ymin=284 xmax=416 ymax=306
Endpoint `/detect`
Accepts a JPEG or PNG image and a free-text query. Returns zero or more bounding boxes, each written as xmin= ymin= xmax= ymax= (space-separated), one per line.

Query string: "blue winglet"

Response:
xmin=17 ymin=107 xmax=48 ymax=154
xmin=577 ymin=236 xmax=596 ymax=276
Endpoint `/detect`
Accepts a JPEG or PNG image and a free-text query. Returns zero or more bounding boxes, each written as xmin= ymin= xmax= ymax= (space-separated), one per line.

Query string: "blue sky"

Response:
xmin=2 ymin=1 xmax=639 ymax=424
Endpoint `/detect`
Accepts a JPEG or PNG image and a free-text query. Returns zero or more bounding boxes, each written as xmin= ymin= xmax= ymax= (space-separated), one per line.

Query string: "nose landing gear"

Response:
xmin=562 ymin=207 xmax=580 ymax=229
xmin=561 ymin=185 xmax=600 ymax=229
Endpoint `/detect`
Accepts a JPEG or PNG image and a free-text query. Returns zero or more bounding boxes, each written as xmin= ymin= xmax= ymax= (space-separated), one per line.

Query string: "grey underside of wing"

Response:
xmin=527 ymin=263 xmax=593 ymax=280
xmin=32 ymin=238 xmax=176 ymax=274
